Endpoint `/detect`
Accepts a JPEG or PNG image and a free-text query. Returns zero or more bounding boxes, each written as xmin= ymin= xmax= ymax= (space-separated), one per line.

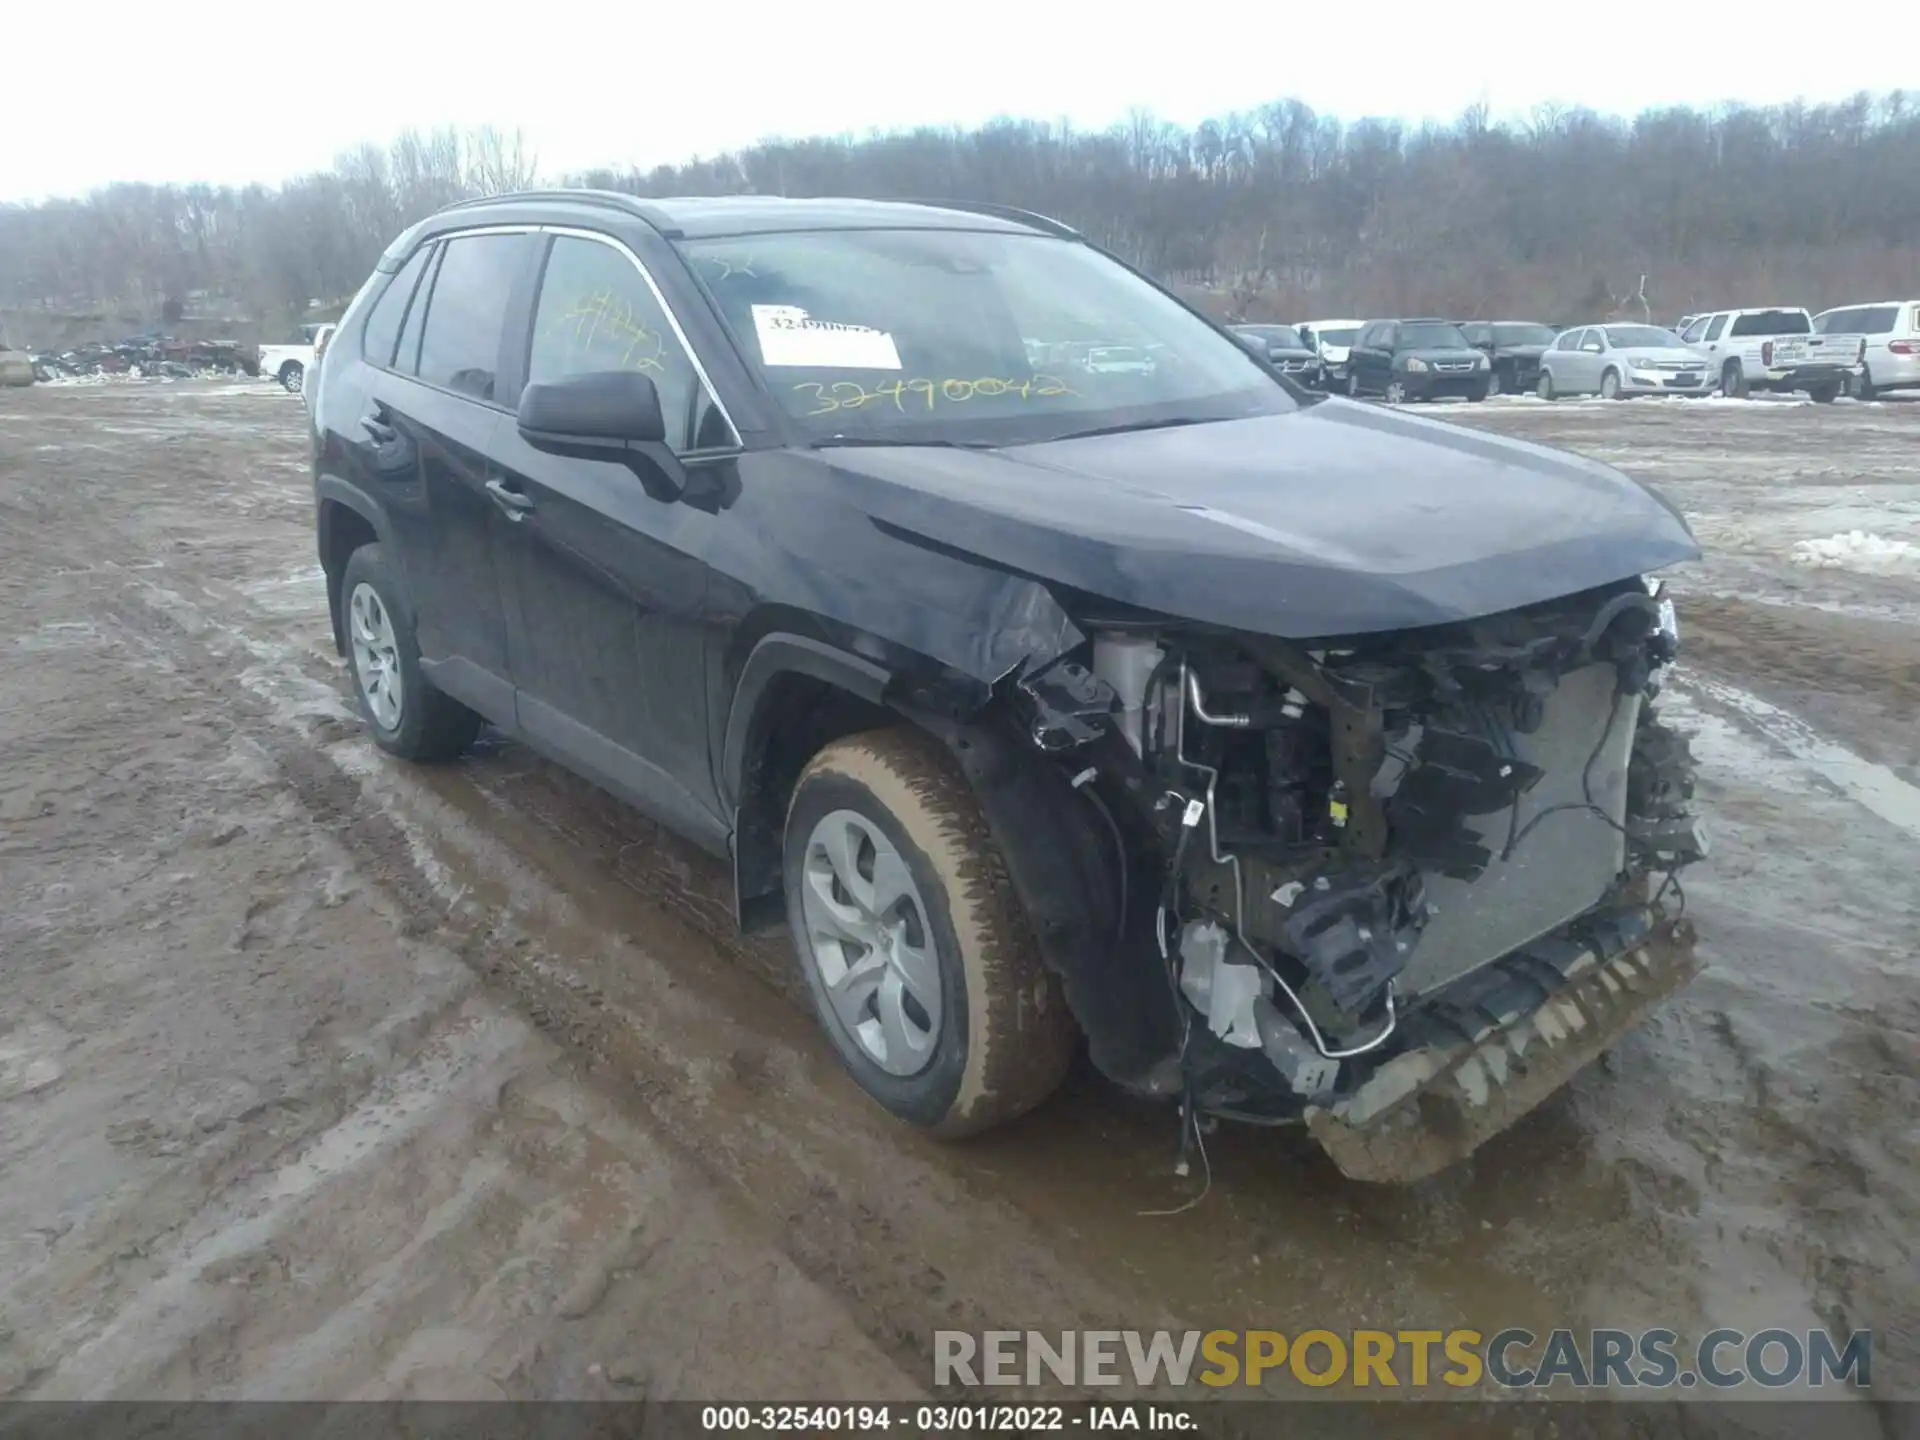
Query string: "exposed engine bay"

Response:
xmin=1002 ymin=573 xmax=1706 ymax=1178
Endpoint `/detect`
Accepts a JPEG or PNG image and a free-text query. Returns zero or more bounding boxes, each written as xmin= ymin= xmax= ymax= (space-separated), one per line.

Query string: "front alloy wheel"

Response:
xmin=783 ymin=728 xmax=1077 ymax=1136
xmin=1384 ymin=379 xmax=1408 ymax=405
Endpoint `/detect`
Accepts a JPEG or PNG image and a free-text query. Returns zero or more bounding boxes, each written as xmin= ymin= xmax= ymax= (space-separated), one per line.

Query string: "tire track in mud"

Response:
xmin=96 ymin=580 xmax=1201 ymax=1406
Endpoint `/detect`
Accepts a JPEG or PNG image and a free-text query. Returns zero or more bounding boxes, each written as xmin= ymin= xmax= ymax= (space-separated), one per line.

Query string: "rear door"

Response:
xmin=486 ymin=228 xmax=739 ymax=845
xmin=371 ymin=228 xmax=536 ymax=718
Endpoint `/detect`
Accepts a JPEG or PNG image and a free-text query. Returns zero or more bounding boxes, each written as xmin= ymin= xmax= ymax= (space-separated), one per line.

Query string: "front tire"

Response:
xmin=1346 ymin=371 xmax=1361 ymax=398
xmin=1537 ymin=370 xmax=1556 ymax=400
xmin=1720 ymin=361 xmax=1748 ymax=399
xmin=278 ymin=361 xmax=304 ymax=394
xmin=1384 ymin=379 xmax=1408 ymax=405
xmin=783 ymin=728 xmax=1077 ymax=1137
xmin=339 ymin=544 xmax=482 ymax=761
xmin=1485 ymin=367 xmax=1504 ymax=397
xmin=1601 ymin=369 xmax=1622 ymax=400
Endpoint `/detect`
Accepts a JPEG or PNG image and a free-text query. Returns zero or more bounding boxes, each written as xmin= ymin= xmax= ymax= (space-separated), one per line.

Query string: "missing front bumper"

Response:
xmin=1304 ymin=904 xmax=1700 ymax=1183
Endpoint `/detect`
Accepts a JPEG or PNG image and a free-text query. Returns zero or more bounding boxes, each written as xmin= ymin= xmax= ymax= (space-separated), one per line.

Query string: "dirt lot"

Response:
xmin=1 ymin=381 xmax=1915 ymax=1422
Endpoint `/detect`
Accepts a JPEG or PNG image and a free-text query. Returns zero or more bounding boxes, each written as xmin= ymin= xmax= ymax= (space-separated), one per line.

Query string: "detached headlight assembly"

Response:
xmin=1404 ymin=357 xmax=1430 ymax=372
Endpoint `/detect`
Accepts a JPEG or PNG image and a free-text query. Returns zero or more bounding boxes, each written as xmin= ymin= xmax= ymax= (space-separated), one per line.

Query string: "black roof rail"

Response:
xmin=904 ymin=199 xmax=1081 ymax=239
xmin=431 ymin=188 xmax=684 ymax=236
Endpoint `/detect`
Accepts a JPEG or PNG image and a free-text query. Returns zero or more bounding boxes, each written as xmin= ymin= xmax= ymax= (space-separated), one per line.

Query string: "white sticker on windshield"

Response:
xmin=751 ymin=304 xmax=902 ymax=370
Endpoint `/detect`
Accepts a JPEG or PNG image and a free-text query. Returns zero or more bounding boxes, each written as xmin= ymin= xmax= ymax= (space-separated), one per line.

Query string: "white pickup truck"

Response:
xmin=257 ymin=323 xmax=336 ymax=395
xmin=1678 ymin=307 xmax=1865 ymax=401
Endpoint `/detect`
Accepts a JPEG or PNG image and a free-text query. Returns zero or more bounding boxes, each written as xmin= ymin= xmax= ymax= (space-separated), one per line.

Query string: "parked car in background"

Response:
xmin=1457 ymin=321 xmax=1558 ymax=396
xmin=1080 ymin=344 xmax=1156 ymax=377
xmin=1228 ymin=323 xmax=1318 ymax=381
xmin=1299 ymin=318 xmax=1362 ymax=388
xmin=1536 ymin=325 xmax=1712 ymax=400
xmin=258 ymin=322 xmax=337 ymax=394
xmin=1676 ymin=307 xmax=1864 ymax=401
xmin=1345 ymin=318 xmax=1490 ymax=403
xmin=1813 ymin=299 xmax=1920 ymax=400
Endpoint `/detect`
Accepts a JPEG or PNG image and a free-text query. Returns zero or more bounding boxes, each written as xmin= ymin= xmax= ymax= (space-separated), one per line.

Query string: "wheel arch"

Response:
xmin=316 ymin=480 xmax=393 ymax=655
xmin=723 ymin=628 xmax=1175 ymax=1087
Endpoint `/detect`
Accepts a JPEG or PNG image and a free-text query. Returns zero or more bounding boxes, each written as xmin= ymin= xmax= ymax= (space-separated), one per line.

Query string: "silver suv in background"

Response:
xmin=1677 ymin=307 xmax=1865 ymax=401
xmin=1814 ymin=300 xmax=1920 ymax=400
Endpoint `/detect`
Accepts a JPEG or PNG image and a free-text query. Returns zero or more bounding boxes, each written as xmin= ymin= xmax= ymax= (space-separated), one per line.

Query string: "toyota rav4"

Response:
xmin=310 ymin=192 xmax=1707 ymax=1183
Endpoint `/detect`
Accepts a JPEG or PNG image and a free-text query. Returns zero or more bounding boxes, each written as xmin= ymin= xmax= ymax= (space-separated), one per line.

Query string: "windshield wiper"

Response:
xmin=1045 ymin=416 xmax=1214 ymax=443
xmin=809 ymin=435 xmax=996 ymax=450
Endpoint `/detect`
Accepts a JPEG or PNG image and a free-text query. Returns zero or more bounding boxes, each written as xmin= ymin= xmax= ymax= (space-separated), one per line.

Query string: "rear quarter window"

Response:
xmin=1856 ymin=305 xmax=1900 ymax=334
xmin=360 ymin=247 xmax=433 ymax=368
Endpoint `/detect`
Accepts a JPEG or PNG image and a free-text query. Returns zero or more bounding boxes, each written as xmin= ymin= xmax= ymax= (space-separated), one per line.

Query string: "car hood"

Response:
xmin=812 ymin=398 xmax=1700 ymax=640
xmin=1267 ymin=346 xmax=1315 ymax=361
xmin=1496 ymin=343 xmax=1549 ymax=360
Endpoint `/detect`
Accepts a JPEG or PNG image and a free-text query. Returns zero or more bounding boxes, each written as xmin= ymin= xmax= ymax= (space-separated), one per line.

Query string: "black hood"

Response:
xmin=1496 ymin=343 xmax=1549 ymax=360
xmin=812 ymin=397 xmax=1700 ymax=640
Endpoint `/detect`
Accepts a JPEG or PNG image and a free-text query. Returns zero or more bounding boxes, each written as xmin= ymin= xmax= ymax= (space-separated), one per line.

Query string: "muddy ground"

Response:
xmin=0 ymin=381 xmax=1915 ymax=1426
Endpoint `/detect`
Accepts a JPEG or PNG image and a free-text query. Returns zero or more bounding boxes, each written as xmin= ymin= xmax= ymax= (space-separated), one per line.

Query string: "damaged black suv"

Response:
xmin=311 ymin=192 xmax=1708 ymax=1182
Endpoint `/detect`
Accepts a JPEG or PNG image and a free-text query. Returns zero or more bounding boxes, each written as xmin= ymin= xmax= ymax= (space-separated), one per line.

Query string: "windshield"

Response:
xmin=1396 ymin=322 xmax=1470 ymax=349
xmin=1316 ymin=327 xmax=1359 ymax=346
xmin=1605 ymin=326 xmax=1683 ymax=348
xmin=1493 ymin=324 xmax=1558 ymax=346
xmin=682 ymin=229 xmax=1294 ymax=443
xmin=1235 ymin=325 xmax=1302 ymax=346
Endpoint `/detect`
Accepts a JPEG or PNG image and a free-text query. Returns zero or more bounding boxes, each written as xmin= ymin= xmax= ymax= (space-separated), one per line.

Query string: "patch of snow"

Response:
xmin=1789 ymin=531 xmax=1920 ymax=577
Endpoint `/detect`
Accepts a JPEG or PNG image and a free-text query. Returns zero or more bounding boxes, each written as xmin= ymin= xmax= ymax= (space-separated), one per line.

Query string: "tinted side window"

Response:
xmin=1681 ymin=318 xmax=1707 ymax=342
xmin=526 ymin=235 xmax=713 ymax=451
xmin=360 ymin=247 xmax=432 ymax=368
xmin=1704 ymin=315 xmax=1728 ymax=341
xmin=416 ymin=233 xmax=527 ymax=402
xmin=1857 ymin=305 xmax=1899 ymax=334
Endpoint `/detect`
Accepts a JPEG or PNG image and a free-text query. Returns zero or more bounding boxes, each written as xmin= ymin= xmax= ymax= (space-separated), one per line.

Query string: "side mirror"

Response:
xmin=518 ymin=369 xmax=667 ymax=446
xmin=516 ymin=369 xmax=682 ymax=499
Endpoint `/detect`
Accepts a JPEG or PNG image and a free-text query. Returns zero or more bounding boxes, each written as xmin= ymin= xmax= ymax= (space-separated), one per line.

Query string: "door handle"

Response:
xmin=485 ymin=478 xmax=535 ymax=519
xmin=361 ymin=415 xmax=396 ymax=444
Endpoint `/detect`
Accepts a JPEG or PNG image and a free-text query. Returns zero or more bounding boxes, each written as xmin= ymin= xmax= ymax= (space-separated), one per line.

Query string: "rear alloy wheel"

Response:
xmin=338 ymin=543 xmax=482 ymax=762
xmin=784 ymin=727 xmax=1077 ymax=1137
xmin=1601 ymin=369 xmax=1622 ymax=400
xmin=279 ymin=362 xmax=304 ymax=394
xmin=1384 ymin=379 xmax=1408 ymax=405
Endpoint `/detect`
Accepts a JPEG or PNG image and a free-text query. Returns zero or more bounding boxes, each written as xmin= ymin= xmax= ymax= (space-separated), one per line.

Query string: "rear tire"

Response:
xmin=339 ymin=543 xmax=482 ymax=762
xmin=783 ymin=727 xmax=1077 ymax=1137
xmin=1808 ymin=381 xmax=1840 ymax=403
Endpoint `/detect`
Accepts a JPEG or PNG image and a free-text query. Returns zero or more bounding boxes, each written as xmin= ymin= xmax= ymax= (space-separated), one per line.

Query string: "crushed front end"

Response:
xmin=1005 ymin=575 xmax=1706 ymax=1182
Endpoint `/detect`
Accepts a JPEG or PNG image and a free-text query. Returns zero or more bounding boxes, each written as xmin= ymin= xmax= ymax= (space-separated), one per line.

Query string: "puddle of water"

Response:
xmin=1673 ymin=672 xmax=1920 ymax=838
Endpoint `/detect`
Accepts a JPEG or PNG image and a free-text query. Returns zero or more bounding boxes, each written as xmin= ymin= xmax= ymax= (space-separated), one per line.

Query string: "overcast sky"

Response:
xmin=6 ymin=4 xmax=1915 ymax=202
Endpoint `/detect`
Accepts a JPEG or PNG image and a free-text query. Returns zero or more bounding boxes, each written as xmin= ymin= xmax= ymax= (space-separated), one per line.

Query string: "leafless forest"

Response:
xmin=2 ymin=93 xmax=1916 ymax=343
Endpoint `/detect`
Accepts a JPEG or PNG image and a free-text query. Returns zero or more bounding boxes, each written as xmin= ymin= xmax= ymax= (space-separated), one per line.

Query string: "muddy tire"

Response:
xmin=783 ymin=727 xmax=1077 ymax=1137
xmin=338 ymin=543 xmax=482 ymax=762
